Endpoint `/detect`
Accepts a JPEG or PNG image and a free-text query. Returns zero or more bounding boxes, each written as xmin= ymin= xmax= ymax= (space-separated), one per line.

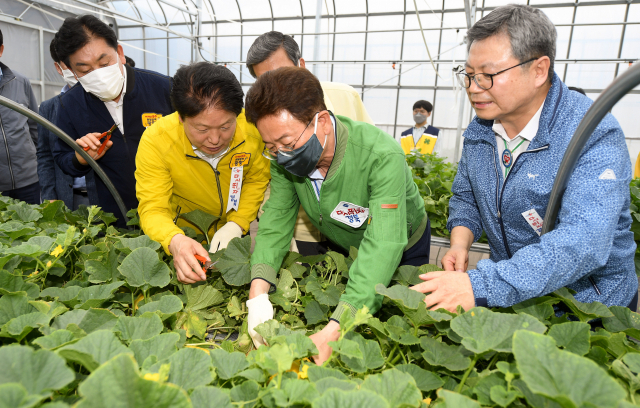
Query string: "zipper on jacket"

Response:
xmin=0 ymin=77 xmax=18 ymax=190
xmin=213 ymin=168 xmax=224 ymax=233
xmin=306 ymin=177 xmax=338 ymax=242
xmin=492 ymin=143 xmax=549 ymax=259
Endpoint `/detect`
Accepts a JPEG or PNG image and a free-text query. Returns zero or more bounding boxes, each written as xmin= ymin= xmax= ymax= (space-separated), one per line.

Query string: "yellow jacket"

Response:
xmin=135 ymin=111 xmax=270 ymax=253
xmin=399 ymin=126 xmax=439 ymax=155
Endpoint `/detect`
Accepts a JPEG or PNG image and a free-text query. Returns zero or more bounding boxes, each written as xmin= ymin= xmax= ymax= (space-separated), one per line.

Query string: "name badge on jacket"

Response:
xmin=330 ymin=201 xmax=369 ymax=227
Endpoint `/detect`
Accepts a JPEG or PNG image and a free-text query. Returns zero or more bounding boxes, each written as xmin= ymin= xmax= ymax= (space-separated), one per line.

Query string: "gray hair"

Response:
xmin=466 ymin=4 xmax=556 ymax=82
xmin=246 ymin=31 xmax=301 ymax=78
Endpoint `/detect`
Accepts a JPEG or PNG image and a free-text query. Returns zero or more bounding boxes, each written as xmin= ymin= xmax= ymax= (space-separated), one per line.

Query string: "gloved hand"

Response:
xmin=209 ymin=221 xmax=243 ymax=252
xmin=246 ymin=293 xmax=274 ymax=348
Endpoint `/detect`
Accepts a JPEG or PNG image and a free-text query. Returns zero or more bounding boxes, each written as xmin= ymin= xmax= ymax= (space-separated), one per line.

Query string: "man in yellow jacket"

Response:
xmin=135 ymin=62 xmax=270 ymax=283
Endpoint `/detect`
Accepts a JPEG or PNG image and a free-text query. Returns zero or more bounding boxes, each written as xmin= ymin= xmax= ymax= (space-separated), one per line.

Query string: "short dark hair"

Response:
xmin=125 ymin=56 xmax=135 ymax=67
xmin=0 ymin=29 xmax=3 ymax=48
xmin=49 ymin=37 xmax=60 ymax=63
xmin=568 ymin=86 xmax=586 ymax=96
xmin=171 ymin=62 xmax=244 ymax=119
xmin=413 ymin=100 xmax=433 ymax=113
xmin=55 ymin=15 xmax=118 ymax=67
xmin=466 ymin=4 xmax=556 ymax=83
xmin=245 ymin=66 xmax=326 ymax=126
xmin=246 ymin=31 xmax=301 ymax=78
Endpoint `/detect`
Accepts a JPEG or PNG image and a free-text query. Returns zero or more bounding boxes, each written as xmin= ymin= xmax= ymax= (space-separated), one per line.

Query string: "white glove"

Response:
xmin=246 ymin=293 xmax=274 ymax=348
xmin=209 ymin=222 xmax=242 ymax=252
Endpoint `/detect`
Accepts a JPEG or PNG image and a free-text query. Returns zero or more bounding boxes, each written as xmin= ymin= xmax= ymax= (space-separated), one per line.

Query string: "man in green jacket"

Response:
xmin=244 ymin=67 xmax=430 ymax=364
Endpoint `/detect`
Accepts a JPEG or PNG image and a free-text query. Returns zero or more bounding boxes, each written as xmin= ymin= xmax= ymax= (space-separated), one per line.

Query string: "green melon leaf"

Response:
xmin=129 ymin=332 xmax=180 ymax=366
xmin=602 ymin=306 xmax=640 ymax=339
xmin=113 ymin=312 xmax=164 ymax=343
xmin=118 ymin=247 xmax=171 ymax=288
xmin=75 ymin=354 xmax=190 ymax=408
xmin=179 ymin=209 xmax=219 ymax=241
xmin=395 ymin=364 xmax=444 ymax=392
xmin=450 ymin=307 xmax=547 ymax=354
xmin=0 ymin=345 xmax=75 ymax=396
xmin=210 ymin=348 xmax=250 ymax=380
xmin=436 ymin=389 xmax=481 ymax=408
xmin=184 ymin=283 xmax=224 ymax=311
xmin=0 ymin=270 xmax=39 ymax=298
xmin=0 ymin=383 xmax=45 ymax=408
xmin=216 ymin=236 xmax=252 ymax=286
xmin=339 ymin=332 xmax=384 ymax=373
xmin=190 ymin=385 xmax=233 ymax=408
xmin=547 ymin=322 xmax=590 ymax=356
xmin=230 ymin=380 xmax=260 ymax=408
xmin=148 ymin=347 xmax=214 ymax=391
xmin=312 ymin=388 xmax=389 ymax=408
xmin=420 ymin=336 xmax=471 ymax=371
xmin=513 ymin=330 xmax=626 ymax=408
xmin=57 ymin=330 xmax=133 ymax=372
xmin=552 ymin=287 xmax=613 ymax=322
xmin=118 ymin=235 xmax=161 ymax=251
xmin=33 ymin=329 xmax=78 ymax=350
xmin=360 ymin=368 xmax=422 ymax=408
xmin=137 ymin=295 xmax=183 ymax=320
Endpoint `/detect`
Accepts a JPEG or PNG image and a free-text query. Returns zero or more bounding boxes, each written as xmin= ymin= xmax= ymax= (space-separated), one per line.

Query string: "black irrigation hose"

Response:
xmin=0 ymin=95 xmax=130 ymax=224
xmin=541 ymin=63 xmax=640 ymax=235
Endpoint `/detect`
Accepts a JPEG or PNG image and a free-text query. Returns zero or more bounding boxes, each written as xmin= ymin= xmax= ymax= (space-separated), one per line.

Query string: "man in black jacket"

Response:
xmin=52 ymin=15 xmax=174 ymax=227
xmin=0 ymin=28 xmax=40 ymax=204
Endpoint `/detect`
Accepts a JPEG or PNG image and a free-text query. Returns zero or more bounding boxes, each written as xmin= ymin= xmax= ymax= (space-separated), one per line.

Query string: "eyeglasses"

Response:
xmin=262 ymin=111 xmax=320 ymax=161
xmin=454 ymin=58 xmax=538 ymax=90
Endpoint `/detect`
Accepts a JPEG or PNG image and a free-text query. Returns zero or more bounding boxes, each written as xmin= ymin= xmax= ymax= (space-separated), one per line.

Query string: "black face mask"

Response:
xmin=277 ymin=113 xmax=327 ymax=178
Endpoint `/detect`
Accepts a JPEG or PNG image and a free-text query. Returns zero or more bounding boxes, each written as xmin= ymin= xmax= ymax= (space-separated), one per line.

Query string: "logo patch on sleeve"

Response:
xmin=381 ymin=204 xmax=398 ymax=209
xmin=142 ymin=113 xmax=163 ymax=128
xmin=230 ymin=153 xmax=251 ymax=168
xmin=599 ymin=169 xmax=616 ymax=180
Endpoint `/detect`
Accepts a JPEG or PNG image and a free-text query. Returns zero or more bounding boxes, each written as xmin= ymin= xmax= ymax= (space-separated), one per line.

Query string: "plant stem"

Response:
xmin=456 ymin=354 xmax=480 ymax=393
xmin=487 ymin=353 xmax=500 ymax=371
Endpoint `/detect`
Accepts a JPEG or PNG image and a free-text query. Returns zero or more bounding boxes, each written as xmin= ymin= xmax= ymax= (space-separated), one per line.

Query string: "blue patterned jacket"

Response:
xmin=448 ymin=74 xmax=637 ymax=308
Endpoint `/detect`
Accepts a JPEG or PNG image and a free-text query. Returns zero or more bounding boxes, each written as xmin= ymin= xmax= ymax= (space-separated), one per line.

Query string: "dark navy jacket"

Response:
xmin=37 ymin=88 xmax=98 ymax=209
xmin=53 ymin=65 xmax=173 ymax=226
xmin=400 ymin=124 xmax=439 ymax=138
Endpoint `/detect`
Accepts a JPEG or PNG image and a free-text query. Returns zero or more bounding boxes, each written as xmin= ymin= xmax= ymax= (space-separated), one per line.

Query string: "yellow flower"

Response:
xmin=29 ymin=270 xmax=39 ymax=277
xmin=83 ymin=228 xmax=87 ymax=233
xmin=423 ymin=397 xmax=431 ymax=405
xmin=298 ymin=364 xmax=309 ymax=379
xmin=143 ymin=373 xmax=160 ymax=382
xmin=50 ymin=245 xmax=64 ymax=257
xmin=46 ymin=261 xmax=52 ymax=268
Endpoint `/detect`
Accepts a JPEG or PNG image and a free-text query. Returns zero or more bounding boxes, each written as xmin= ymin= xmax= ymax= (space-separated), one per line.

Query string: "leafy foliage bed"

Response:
xmin=2 ymin=196 xmax=640 ymax=408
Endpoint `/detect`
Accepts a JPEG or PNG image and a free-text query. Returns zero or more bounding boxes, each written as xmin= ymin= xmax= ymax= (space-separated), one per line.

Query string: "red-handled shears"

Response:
xmin=194 ymin=254 xmax=219 ymax=274
xmin=83 ymin=123 xmax=118 ymax=155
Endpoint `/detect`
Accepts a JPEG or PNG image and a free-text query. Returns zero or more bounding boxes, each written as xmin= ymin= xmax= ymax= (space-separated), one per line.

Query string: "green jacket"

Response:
xmin=251 ymin=115 xmax=427 ymax=320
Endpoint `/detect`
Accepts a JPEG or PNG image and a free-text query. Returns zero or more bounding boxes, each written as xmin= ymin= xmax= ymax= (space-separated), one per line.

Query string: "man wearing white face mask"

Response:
xmin=52 ymin=15 xmax=174 ymax=227
xmin=37 ymin=37 xmax=95 ymax=210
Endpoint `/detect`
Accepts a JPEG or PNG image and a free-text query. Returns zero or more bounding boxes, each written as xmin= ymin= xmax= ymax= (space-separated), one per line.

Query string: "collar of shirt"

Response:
xmin=308 ymin=115 xmax=337 ymax=180
xmin=61 ymin=84 xmax=70 ymax=94
xmin=192 ymin=144 xmax=230 ymax=170
xmin=103 ymin=66 xmax=127 ymax=134
xmin=493 ymin=100 xmax=545 ymax=144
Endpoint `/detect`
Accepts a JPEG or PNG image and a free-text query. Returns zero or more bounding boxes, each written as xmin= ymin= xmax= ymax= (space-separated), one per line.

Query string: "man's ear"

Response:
xmin=299 ymin=58 xmax=306 ymax=69
xmin=178 ymin=114 xmax=184 ymax=124
xmin=117 ymin=44 xmax=126 ymax=65
xmin=54 ymin=62 xmax=63 ymax=76
xmin=0 ymin=44 xmax=4 ymax=58
xmin=533 ymin=56 xmax=551 ymax=87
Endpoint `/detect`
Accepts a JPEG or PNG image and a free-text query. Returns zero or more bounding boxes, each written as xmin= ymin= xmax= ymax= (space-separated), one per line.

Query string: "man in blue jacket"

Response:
xmin=52 ymin=15 xmax=173 ymax=227
xmin=412 ymin=4 xmax=638 ymax=312
xmin=38 ymin=37 xmax=97 ymax=210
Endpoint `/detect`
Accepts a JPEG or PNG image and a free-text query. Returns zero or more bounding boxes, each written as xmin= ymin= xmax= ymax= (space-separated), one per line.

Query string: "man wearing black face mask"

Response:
xmin=52 ymin=15 xmax=173 ymax=227
xmin=244 ymin=67 xmax=430 ymax=364
xmin=399 ymin=100 xmax=440 ymax=155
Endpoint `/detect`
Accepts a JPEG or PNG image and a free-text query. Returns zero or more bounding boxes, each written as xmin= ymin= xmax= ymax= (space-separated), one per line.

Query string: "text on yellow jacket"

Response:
xmin=135 ymin=110 xmax=270 ymax=253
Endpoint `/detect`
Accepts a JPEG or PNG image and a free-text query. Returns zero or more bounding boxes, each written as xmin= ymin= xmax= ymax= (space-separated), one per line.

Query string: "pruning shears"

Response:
xmin=83 ymin=123 xmax=118 ymax=155
xmin=194 ymin=254 xmax=219 ymax=274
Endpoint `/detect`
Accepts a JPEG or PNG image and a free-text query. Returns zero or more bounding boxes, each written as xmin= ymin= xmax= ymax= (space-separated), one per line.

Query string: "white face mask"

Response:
xmin=56 ymin=63 xmax=78 ymax=88
xmin=76 ymin=62 xmax=124 ymax=102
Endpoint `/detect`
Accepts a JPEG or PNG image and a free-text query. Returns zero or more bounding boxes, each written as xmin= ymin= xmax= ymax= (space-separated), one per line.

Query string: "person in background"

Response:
xmin=52 ymin=15 xmax=174 ymax=227
xmin=125 ymin=56 xmax=135 ymax=67
xmin=568 ymin=86 xmax=586 ymax=96
xmin=0 ymin=28 xmax=40 ymax=204
xmin=244 ymin=67 xmax=430 ymax=363
xmin=37 ymin=37 xmax=94 ymax=210
xmin=399 ymin=100 xmax=440 ymax=155
xmin=411 ymin=4 xmax=637 ymax=313
xmin=136 ymin=62 xmax=270 ymax=284
xmin=246 ymin=31 xmax=374 ymax=257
